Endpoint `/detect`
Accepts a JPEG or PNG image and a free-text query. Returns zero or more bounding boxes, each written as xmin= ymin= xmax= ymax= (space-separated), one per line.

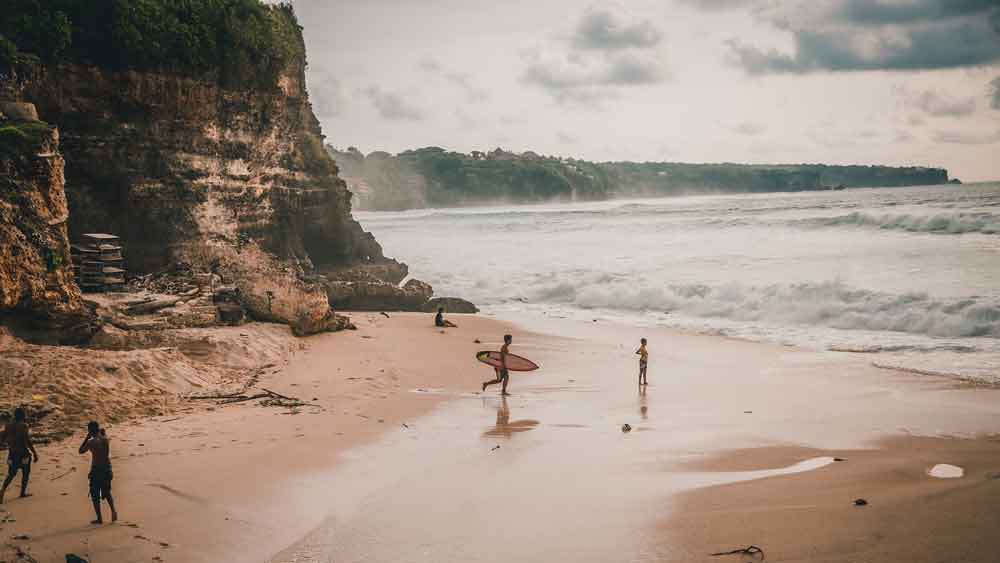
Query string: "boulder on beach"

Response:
xmin=422 ymin=297 xmax=479 ymax=314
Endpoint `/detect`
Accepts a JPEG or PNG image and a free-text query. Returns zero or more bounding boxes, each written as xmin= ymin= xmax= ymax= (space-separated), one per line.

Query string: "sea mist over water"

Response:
xmin=358 ymin=183 xmax=1000 ymax=381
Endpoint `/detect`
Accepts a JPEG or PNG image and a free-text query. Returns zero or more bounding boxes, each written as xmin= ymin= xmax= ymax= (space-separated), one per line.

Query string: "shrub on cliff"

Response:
xmin=0 ymin=121 xmax=52 ymax=160
xmin=0 ymin=0 xmax=303 ymax=89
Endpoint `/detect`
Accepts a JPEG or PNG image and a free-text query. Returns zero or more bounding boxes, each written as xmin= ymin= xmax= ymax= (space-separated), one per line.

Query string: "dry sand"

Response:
xmin=0 ymin=313 xmax=515 ymax=562
xmin=1 ymin=313 xmax=998 ymax=562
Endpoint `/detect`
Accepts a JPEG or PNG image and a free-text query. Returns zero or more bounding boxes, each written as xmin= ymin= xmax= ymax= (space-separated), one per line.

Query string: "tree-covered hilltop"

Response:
xmin=0 ymin=0 xmax=303 ymax=89
xmin=330 ymin=146 xmax=951 ymax=210
xmin=330 ymin=146 xmax=613 ymax=209
xmin=601 ymin=162 xmax=949 ymax=196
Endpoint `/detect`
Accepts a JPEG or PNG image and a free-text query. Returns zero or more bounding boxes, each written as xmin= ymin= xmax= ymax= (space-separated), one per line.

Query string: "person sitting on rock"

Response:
xmin=0 ymin=407 xmax=40 ymax=504
xmin=435 ymin=307 xmax=457 ymax=328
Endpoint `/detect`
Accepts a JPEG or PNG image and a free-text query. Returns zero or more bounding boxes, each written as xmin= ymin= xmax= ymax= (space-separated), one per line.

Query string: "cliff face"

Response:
xmin=0 ymin=107 xmax=92 ymax=340
xmin=11 ymin=60 xmax=385 ymax=275
xmin=4 ymin=41 xmax=425 ymax=328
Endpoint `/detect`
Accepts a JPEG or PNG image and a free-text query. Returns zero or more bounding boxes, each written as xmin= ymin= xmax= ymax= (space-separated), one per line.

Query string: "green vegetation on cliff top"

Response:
xmin=331 ymin=146 xmax=952 ymax=211
xmin=0 ymin=0 xmax=303 ymax=89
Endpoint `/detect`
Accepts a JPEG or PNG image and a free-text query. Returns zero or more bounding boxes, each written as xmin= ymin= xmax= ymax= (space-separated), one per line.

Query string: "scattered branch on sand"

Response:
xmin=710 ymin=545 xmax=765 ymax=560
xmin=380 ymin=312 xmax=391 ymax=318
xmin=188 ymin=388 xmax=319 ymax=409
xmin=188 ymin=393 xmax=246 ymax=401
xmin=260 ymin=388 xmax=295 ymax=401
xmin=48 ymin=466 xmax=77 ymax=481
xmin=218 ymin=393 xmax=269 ymax=405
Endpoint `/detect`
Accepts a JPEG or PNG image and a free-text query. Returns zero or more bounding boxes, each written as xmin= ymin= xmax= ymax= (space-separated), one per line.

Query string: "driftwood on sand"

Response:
xmin=188 ymin=388 xmax=318 ymax=409
xmin=710 ymin=545 xmax=765 ymax=560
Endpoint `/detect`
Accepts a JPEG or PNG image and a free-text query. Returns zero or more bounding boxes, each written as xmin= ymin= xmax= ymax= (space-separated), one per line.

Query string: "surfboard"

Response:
xmin=476 ymin=351 xmax=539 ymax=372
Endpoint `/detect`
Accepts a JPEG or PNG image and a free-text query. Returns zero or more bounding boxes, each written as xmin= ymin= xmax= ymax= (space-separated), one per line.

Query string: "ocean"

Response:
xmin=356 ymin=183 xmax=1000 ymax=382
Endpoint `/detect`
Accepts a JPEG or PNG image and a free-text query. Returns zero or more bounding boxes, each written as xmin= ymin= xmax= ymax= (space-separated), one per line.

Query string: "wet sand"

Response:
xmin=271 ymin=316 xmax=1000 ymax=562
xmin=3 ymin=314 xmax=999 ymax=562
xmin=666 ymin=437 xmax=1000 ymax=562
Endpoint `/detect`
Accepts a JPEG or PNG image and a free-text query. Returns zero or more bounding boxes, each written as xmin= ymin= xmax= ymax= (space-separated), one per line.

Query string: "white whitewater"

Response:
xmin=358 ymin=183 xmax=1000 ymax=382
xmin=928 ymin=464 xmax=965 ymax=478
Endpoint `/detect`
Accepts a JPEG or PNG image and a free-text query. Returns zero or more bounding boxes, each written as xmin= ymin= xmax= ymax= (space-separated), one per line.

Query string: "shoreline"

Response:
xmin=3 ymin=312 xmax=999 ymax=562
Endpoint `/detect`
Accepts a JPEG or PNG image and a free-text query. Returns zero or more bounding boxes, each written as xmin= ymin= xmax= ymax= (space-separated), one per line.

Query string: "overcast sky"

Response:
xmin=285 ymin=0 xmax=1000 ymax=182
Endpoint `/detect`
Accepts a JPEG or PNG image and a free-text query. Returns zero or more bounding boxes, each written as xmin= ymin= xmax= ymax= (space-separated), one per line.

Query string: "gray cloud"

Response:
xmin=732 ymin=122 xmax=766 ymax=135
xmin=680 ymin=0 xmax=754 ymax=11
xmin=445 ymin=72 xmax=490 ymax=102
xmin=571 ymin=7 xmax=663 ymax=50
xmin=911 ymin=89 xmax=978 ymax=118
xmin=307 ymin=72 xmax=346 ymax=120
xmin=418 ymin=56 xmax=442 ymax=73
xmin=523 ymin=6 xmax=667 ymax=106
xmin=557 ymin=131 xmax=577 ymax=144
xmin=728 ymin=3 xmax=1000 ymax=74
xmin=893 ymin=130 xmax=915 ymax=142
xmin=991 ymin=77 xmax=1000 ymax=110
xmin=362 ymin=86 xmax=424 ymax=121
xmin=523 ymin=52 xmax=664 ymax=93
xmin=831 ymin=0 xmax=998 ymax=26
xmin=932 ymin=129 xmax=1000 ymax=144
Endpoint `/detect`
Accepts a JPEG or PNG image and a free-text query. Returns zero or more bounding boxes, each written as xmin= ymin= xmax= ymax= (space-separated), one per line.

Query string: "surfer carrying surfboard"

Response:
xmin=482 ymin=334 xmax=513 ymax=396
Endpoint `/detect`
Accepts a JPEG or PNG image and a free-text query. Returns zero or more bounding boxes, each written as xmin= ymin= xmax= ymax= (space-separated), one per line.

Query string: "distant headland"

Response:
xmin=329 ymin=146 xmax=952 ymax=211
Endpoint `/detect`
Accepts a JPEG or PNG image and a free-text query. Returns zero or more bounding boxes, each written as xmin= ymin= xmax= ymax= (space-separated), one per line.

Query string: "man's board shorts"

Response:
xmin=499 ymin=368 xmax=509 ymax=380
xmin=6 ymin=453 xmax=30 ymax=476
xmin=89 ymin=464 xmax=113 ymax=500
xmin=639 ymin=359 xmax=648 ymax=368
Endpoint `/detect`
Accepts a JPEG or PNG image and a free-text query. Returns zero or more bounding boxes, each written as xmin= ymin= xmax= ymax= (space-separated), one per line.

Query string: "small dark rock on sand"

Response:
xmin=854 ymin=498 xmax=868 ymax=506
xmin=621 ymin=424 xmax=632 ymax=433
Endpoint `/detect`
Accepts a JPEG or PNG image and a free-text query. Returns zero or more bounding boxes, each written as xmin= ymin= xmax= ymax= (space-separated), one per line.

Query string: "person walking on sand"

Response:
xmin=78 ymin=421 xmax=117 ymax=525
xmin=0 ymin=408 xmax=40 ymax=504
xmin=636 ymin=337 xmax=649 ymax=386
xmin=482 ymin=334 xmax=513 ymax=396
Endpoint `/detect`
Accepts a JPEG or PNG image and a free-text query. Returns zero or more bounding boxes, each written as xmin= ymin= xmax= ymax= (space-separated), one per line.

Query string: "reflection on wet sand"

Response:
xmin=639 ymin=386 xmax=648 ymax=421
xmin=483 ymin=397 xmax=539 ymax=438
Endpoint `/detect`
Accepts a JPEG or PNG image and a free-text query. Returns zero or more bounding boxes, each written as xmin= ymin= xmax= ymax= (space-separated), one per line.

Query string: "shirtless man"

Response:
xmin=0 ymin=408 xmax=40 ymax=503
xmin=482 ymin=334 xmax=513 ymax=396
xmin=79 ymin=421 xmax=118 ymax=524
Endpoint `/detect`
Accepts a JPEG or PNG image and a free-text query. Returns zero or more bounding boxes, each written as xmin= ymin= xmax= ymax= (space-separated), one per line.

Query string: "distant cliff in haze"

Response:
xmin=329 ymin=146 xmax=951 ymax=211
xmin=331 ymin=146 xmax=612 ymax=210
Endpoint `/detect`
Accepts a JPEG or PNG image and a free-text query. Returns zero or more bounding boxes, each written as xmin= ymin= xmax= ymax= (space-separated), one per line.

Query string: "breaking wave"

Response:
xmin=804 ymin=211 xmax=1000 ymax=234
xmin=528 ymin=279 xmax=1000 ymax=338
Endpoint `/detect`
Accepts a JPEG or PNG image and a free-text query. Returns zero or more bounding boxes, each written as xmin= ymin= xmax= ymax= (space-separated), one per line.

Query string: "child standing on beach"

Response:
xmin=636 ymin=338 xmax=649 ymax=386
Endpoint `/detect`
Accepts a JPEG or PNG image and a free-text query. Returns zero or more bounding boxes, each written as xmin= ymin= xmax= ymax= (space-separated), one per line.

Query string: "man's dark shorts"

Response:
xmin=6 ymin=453 xmax=30 ymax=478
xmin=499 ymin=368 xmax=509 ymax=381
xmin=88 ymin=464 xmax=113 ymax=500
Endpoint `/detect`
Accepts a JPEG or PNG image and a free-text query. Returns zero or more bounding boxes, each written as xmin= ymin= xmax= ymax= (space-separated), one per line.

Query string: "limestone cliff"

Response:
xmin=1 ymin=13 xmax=425 ymax=331
xmin=0 ymin=104 xmax=93 ymax=341
xmin=9 ymin=58 xmax=389 ymax=275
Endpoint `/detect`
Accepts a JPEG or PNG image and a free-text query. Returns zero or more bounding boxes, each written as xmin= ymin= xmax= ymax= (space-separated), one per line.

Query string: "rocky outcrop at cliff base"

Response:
xmin=0 ymin=106 xmax=95 ymax=341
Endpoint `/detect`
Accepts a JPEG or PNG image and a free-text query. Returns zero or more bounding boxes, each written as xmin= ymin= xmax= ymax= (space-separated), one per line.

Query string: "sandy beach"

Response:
xmin=2 ymin=313 xmax=999 ymax=562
